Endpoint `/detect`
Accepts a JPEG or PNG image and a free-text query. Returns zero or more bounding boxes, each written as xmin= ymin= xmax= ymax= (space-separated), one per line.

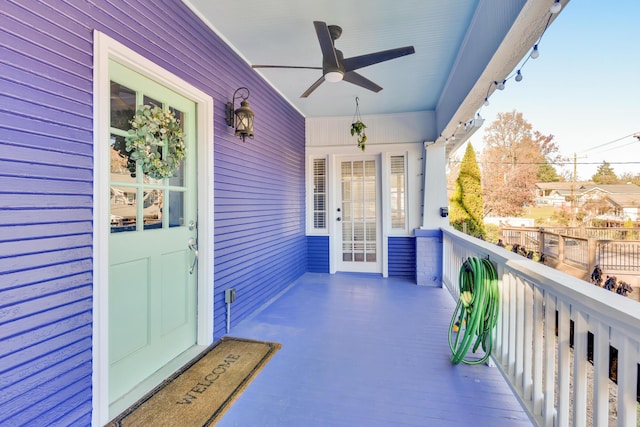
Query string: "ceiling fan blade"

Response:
xmin=342 ymin=46 xmax=415 ymax=72
xmin=343 ymin=71 xmax=383 ymax=93
xmin=301 ymin=76 xmax=326 ymax=98
xmin=252 ymin=65 xmax=322 ymax=70
xmin=313 ymin=21 xmax=339 ymax=69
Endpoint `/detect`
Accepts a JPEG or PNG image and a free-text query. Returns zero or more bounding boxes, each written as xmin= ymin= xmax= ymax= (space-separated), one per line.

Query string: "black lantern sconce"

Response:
xmin=225 ymin=87 xmax=254 ymax=142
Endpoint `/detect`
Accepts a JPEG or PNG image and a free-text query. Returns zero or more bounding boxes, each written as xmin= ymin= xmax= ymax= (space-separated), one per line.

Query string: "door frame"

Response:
xmin=331 ymin=153 xmax=383 ymax=274
xmin=92 ymin=31 xmax=214 ymax=426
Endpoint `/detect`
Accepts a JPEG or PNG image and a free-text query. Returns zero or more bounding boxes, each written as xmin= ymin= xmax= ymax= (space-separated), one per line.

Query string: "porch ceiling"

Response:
xmin=186 ymin=0 xmax=567 ymax=144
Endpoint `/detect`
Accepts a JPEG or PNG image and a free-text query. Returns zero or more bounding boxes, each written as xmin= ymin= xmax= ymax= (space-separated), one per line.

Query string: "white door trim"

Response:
xmin=92 ymin=30 xmax=214 ymax=426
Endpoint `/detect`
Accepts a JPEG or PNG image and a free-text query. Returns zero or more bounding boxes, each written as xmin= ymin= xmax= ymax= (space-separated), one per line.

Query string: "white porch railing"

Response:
xmin=442 ymin=227 xmax=640 ymax=427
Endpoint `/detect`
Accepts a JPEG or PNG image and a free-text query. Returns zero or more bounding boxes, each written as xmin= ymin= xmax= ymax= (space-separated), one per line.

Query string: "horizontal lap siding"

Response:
xmin=0 ymin=0 xmax=305 ymax=423
xmin=307 ymin=236 xmax=330 ymax=273
xmin=388 ymin=237 xmax=416 ymax=280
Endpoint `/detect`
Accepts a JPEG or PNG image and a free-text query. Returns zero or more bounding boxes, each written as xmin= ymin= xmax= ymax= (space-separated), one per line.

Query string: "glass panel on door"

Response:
xmin=341 ymin=159 xmax=377 ymax=265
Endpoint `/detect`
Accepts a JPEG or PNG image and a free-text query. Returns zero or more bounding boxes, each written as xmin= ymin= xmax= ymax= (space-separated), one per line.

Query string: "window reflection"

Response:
xmin=110 ymin=82 xmax=136 ymax=129
xmin=111 ymin=186 xmax=138 ymax=232
xmin=169 ymin=191 xmax=184 ymax=228
xmin=143 ymin=190 xmax=163 ymax=230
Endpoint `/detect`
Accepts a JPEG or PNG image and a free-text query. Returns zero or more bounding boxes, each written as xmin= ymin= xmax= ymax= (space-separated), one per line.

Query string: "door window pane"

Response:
xmin=142 ymin=189 xmax=163 ymax=230
xmin=111 ymin=186 xmax=138 ymax=232
xmin=168 ymin=191 xmax=185 ymax=228
xmin=110 ymin=82 xmax=136 ymax=130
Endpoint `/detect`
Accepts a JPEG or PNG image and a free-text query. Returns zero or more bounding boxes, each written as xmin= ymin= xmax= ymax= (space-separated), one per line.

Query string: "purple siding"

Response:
xmin=307 ymin=236 xmax=329 ymax=273
xmin=388 ymin=236 xmax=416 ymax=280
xmin=0 ymin=0 xmax=305 ymax=423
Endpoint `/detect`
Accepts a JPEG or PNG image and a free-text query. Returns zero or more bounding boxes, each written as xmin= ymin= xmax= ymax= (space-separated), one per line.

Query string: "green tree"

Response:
xmin=591 ymin=161 xmax=618 ymax=184
xmin=537 ymin=159 xmax=561 ymax=182
xmin=450 ymin=143 xmax=486 ymax=239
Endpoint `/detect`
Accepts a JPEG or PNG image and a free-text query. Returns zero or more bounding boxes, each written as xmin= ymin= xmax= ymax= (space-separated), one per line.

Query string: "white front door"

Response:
xmin=108 ymin=60 xmax=198 ymax=402
xmin=336 ymin=157 xmax=381 ymax=273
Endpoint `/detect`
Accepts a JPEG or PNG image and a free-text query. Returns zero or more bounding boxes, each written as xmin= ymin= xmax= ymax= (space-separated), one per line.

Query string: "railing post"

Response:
xmin=558 ymin=234 xmax=565 ymax=264
xmin=587 ymin=237 xmax=597 ymax=273
xmin=538 ymin=227 xmax=544 ymax=255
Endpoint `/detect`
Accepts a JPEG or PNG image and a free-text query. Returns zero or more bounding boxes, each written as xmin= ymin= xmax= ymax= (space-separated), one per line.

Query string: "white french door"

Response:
xmin=336 ymin=157 xmax=381 ymax=273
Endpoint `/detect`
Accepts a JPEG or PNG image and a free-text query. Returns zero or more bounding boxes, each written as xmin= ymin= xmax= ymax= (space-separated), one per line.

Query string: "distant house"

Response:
xmin=601 ymin=193 xmax=640 ymax=222
xmin=535 ymin=182 xmax=640 ymax=215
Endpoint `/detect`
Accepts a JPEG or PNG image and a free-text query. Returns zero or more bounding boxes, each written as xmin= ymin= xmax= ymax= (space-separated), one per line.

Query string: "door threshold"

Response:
xmin=108 ymin=344 xmax=208 ymax=420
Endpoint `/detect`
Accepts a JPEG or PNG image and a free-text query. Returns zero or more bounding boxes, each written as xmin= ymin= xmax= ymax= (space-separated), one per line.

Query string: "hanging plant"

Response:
xmin=350 ymin=97 xmax=367 ymax=151
xmin=122 ymin=105 xmax=185 ymax=180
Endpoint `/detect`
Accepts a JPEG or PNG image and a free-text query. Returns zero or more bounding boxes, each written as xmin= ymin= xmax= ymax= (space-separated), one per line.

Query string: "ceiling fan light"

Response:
xmin=325 ymin=71 xmax=343 ymax=83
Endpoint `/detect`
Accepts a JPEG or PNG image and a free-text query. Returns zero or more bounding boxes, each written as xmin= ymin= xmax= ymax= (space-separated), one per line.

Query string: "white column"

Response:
xmin=422 ymin=141 xmax=449 ymax=229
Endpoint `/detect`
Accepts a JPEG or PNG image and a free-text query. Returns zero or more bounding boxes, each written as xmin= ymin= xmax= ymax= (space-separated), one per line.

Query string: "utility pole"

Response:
xmin=570 ymin=153 xmax=587 ymax=227
xmin=571 ymin=153 xmax=577 ymax=226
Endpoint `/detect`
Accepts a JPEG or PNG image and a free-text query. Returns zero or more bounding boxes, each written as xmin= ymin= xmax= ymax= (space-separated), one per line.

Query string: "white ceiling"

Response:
xmin=185 ymin=0 xmax=566 ymax=142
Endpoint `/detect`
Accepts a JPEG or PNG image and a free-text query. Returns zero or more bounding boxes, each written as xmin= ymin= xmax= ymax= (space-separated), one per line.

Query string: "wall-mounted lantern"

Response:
xmin=225 ymin=87 xmax=254 ymax=142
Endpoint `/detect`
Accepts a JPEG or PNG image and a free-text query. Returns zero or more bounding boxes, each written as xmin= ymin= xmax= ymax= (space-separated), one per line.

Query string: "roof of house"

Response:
xmin=537 ymin=182 xmax=640 ymax=195
xmin=605 ymin=194 xmax=640 ymax=207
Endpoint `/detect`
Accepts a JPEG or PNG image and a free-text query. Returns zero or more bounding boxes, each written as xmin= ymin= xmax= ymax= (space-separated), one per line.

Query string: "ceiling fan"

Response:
xmin=251 ymin=21 xmax=415 ymax=98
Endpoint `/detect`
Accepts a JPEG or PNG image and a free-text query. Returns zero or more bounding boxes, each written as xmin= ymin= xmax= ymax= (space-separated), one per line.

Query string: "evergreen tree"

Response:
xmin=449 ymin=143 xmax=486 ymax=239
xmin=591 ymin=161 xmax=618 ymax=184
xmin=538 ymin=160 xmax=561 ymax=182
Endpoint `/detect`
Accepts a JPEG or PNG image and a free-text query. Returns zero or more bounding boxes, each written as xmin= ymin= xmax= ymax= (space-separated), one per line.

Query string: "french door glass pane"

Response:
xmin=168 ymin=191 xmax=185 ymax=228
xmin=110 ymin=82 xmax=136 ymax=130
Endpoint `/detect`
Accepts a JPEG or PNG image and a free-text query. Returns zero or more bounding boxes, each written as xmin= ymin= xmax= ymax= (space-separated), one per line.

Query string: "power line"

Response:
xmin=581 ymin=131 xmax=640 ymax=153
xmin=451 ymin=160 xmax=640 ymax=166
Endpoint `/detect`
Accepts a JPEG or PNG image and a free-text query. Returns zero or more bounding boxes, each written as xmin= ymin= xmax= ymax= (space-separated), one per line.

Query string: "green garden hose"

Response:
xmin=448 ymin=257 xmax=500 ymax=365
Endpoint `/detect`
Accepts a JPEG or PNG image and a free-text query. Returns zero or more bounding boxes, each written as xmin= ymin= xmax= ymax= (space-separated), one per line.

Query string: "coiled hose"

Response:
xmin=448 ymin=257 xmax=500 ymax=365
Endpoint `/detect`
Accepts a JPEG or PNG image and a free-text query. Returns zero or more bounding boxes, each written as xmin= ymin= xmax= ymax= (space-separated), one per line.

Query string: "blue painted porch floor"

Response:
xmin=217 ymin=273 xmax=532 ymax=427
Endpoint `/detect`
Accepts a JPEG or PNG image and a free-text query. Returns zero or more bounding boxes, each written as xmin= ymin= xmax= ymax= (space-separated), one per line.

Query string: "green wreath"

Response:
xmin=123 ymin=105 xmax=185 ymax=180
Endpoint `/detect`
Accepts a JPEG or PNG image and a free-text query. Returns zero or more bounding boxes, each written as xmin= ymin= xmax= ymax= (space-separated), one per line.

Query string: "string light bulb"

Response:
xmin=497 ymin=80 xmax=506 ymax=90
xmin=550 ymin=0 xmax=562 ymax=14
xmin=531 ymin=44 xmax=540 ymax=59
xmin=483 ymin=98 xmax=490 ymax=106
xmin=515 ymin=70 xmax=523 ymax=82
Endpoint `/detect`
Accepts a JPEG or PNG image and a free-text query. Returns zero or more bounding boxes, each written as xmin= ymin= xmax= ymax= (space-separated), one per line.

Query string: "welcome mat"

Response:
xmin=109 ymin=337 xmax=281 ymax=426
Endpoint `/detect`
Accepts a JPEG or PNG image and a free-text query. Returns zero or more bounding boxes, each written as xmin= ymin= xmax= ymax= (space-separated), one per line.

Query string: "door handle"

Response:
xmin=188 ymin=237 xmax=198 ymax=274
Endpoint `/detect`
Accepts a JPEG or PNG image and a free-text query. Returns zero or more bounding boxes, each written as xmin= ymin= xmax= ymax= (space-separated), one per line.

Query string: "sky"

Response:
xmin=468 ymin=0 xmax=640 ymax=181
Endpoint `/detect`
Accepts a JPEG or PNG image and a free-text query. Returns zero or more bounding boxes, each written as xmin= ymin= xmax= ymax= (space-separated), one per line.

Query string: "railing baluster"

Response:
xmin=572 ymin=309 xmax=588 ymax=426
xmin=615 ymin=332 xmax=639 ymax=427
xmin=543 ymin=291 xmax=557 ymax=427
xmin=509 ymin=272 xmax=517 ymax=378
xmin=557 ymin=300 xmax=571 ymax=426
xmin=592 ymin=320 xmax=610 ymax=426
xmin=523 ymin=281 xmax=534 ymax=401
xmin=532 ymin=286 xmax=544 ymax=417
